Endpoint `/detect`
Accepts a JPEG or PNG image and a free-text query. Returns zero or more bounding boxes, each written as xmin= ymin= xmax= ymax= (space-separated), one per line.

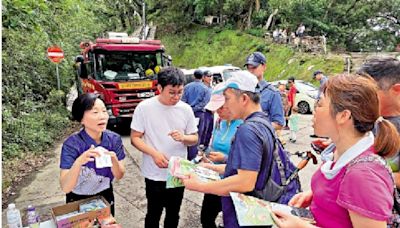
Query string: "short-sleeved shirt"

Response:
xmin=60 ymin=129 xmax=126 ymax=195
xmin=311 ymin=147 xmax=393 ymax=228
xmin=288 ymin=85 xmax=297 ymax=106
xmin=257 ymin=80 xmax=285 ymax=126
xmin=181 ymin=80 xmax=211 ymax=112
xmin=211 ymin=119 xmax=243 ymax=156
xmin=130 ymin=96 xmax=198 ymax=181
xmin=221 ymin=112 xmax=274 ymax=228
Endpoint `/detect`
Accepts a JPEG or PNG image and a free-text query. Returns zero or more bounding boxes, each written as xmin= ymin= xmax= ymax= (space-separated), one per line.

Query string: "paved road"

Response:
xmin=2 ymin=114 xmax=320 ymax=227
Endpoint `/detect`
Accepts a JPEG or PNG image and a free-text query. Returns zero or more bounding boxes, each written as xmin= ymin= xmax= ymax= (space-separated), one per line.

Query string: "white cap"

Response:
xmin=213 ymin=70 xmax=258 ymax=94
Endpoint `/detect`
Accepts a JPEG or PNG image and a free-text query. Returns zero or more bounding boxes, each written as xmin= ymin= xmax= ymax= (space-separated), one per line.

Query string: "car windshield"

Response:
xmin=222 ymin=68 xmax=240 ymax=81
xmin=93 ymin=51 xmax=163 ymax=81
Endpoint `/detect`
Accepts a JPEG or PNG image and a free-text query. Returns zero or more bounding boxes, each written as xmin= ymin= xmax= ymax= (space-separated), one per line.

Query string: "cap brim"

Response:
xmin=212 ymin=81 xmax=241 ymax=94
xmin=205 ymin=100 xmax=224 ymax=111
xmin=244 ymin=61 xmax=261 ymax=67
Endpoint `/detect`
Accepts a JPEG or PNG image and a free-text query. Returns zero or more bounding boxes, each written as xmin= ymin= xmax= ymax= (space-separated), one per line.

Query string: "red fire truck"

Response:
xmin=75 ymin=33 xmax=171 ymax=127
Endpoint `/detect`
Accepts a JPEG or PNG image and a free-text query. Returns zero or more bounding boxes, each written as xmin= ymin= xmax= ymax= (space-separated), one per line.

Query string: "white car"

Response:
xmin=201 ymin=65 xmax=241 ymax=86
xmin=271 ymin=80 xmax=318 ymax=114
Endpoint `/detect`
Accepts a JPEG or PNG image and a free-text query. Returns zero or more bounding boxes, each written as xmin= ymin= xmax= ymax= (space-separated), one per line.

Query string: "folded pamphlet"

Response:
xmin=166 ymin=156 xmax=221 ymax=188
xmin=230 ymin=192 xmax=315 ymax=226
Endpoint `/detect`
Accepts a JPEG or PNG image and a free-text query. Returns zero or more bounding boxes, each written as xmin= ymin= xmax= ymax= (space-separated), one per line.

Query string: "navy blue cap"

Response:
xmin=313 ymin=70 xmax=323 ymax=79
xmin=245 ymin=52 xmax=266 ymax=67
xmin=194 ymin=69 xmax=203 ymax=79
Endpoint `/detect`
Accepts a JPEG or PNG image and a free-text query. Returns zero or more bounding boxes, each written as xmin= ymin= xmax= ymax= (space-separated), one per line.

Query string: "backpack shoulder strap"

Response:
xmin=246 ymin=116 xmax=287 ymax=185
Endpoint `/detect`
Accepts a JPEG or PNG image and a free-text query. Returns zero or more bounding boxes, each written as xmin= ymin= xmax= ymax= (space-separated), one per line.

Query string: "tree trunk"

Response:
xmin=114 ymin=2 xmax=127 ymax=30
xmin=265 ymin=9 xmax=278 ymax=30
xmin=246 ymin=1 xmax=253 ymax=29
xmin=255 ymin=0 xmax=260 ymax=12
xmin=219 ymin=0 xmax=224 ymax=24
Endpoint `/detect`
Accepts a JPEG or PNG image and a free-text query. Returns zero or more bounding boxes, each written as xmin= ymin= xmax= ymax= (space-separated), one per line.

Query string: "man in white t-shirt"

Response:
xmin=130 ymin=67 xmax=198 ymax=228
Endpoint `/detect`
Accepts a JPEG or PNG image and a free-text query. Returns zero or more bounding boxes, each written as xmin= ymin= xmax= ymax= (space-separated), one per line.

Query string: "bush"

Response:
xmin=245 ymin=28 xmax=265 ymax=38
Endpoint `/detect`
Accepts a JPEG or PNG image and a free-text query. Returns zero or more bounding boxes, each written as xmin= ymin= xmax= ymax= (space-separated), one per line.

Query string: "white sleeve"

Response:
xmin=130 ymin=103 xmax=145 ymax=133
xmin=185 ymin=107 xmax=198 ymax=135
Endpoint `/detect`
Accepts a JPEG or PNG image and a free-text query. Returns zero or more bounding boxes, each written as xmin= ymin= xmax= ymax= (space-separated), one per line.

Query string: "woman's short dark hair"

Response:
xmin=72 ymin=93 xmax=100 ymax=122
xmin=157 ymin=67 xmax=185 ymax=88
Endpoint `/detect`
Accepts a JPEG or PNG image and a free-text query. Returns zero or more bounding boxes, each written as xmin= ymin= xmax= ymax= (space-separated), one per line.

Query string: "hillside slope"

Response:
xmin=161 ymin=28 xmax=344 ymax=82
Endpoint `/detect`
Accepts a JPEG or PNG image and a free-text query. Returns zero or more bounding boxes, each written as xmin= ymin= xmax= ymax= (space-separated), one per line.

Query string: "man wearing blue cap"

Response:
xmin=182 ymin=69 xmax=212 ymax=160
xmin=182 ymin=71 xmax=277 ymax=228
xmin=245 ymin=52 xmax=285 ymax=130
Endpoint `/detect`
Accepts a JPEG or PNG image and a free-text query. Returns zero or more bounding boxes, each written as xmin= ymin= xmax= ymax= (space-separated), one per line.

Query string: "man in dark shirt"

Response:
xmin=245 ymin=52 xmax=285 ymax=130
xmin=357 ymin=57 xmax=400 ymax=187
xmin=182 ymin=71 xmax=276 ymax=228
xmin=182 ymin=69 xmax=212 ymax=160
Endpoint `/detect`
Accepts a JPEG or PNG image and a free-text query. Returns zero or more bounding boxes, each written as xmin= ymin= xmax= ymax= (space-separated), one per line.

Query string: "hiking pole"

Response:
xmin=285 ymin=151 xmax=317 ymax=185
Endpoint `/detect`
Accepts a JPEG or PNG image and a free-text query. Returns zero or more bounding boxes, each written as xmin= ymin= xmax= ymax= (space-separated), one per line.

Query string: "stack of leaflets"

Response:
xmin=230 ymin=192 xmax=315 ymax=226
xmin=166 ymin=156 xmax=221 ymax=188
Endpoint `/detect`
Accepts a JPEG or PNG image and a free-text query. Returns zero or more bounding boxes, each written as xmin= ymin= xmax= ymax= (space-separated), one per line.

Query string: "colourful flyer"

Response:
xmin=230 ymin=192 xmax=314 ymax=226
xmin=166 ymin=156 xmax=221 ymax=188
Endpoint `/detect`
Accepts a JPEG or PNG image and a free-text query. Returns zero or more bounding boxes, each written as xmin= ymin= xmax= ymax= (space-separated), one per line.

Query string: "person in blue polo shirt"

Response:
xmin=182 ymin=71 xmax=276 ymax=228
xmin=245 ymin=52 xmax=285 ymax=130
xmin=59 ymin=93 xmax=126 ymax=216
xmin=182 ymin=69 xmax=212 ymax=160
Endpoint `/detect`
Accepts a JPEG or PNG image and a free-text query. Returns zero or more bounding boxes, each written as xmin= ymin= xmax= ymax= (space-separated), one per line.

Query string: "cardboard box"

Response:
xmin=51 ymin=196 xmax=111 ymax=228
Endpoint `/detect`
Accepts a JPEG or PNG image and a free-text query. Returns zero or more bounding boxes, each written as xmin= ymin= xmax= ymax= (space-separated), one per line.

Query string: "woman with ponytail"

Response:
xmin=272 ymin=74 xmax=400 ymax=228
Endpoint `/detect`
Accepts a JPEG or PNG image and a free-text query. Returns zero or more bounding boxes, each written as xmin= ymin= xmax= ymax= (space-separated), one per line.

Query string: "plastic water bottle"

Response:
xmin=6 ymin=203 xmax=22 ymax=228
xmin=26 ymin=205 xmax=40 ymax=228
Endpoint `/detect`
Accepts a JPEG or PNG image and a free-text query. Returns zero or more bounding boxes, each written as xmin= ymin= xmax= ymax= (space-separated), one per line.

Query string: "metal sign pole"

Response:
xmin=56 ymin=63 xmax=60 ymax=90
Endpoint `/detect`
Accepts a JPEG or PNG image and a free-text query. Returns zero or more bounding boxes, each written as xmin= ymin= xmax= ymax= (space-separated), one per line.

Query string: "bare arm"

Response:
xmin=168 ymin=130 xmax=198 ymax=146
xmin=349 ymin=210 xmax=386 ymax=228
xmin=107 ymin=152 xmax=125 ymax=180
xmin=60 ymin=165 xmax=82 ymax=193
xmin=201 ymin=163 xmax=226 ymax=175
xmin=183 ymin=169 xmax=258 ymax=196
xmin=59 ymin=146 xmax=100 ymax=193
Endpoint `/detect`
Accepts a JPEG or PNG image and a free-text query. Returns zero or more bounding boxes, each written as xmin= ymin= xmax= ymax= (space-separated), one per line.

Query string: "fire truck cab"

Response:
xmin=75 ymin=32 xmax=172 ymax=127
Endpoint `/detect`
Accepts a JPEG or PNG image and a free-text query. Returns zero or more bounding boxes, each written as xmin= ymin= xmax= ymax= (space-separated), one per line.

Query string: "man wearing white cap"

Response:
xmin=200 ymin=84 xmax=243 ymax=228
xmin=182 ymin=71 xmax=277 ymax=228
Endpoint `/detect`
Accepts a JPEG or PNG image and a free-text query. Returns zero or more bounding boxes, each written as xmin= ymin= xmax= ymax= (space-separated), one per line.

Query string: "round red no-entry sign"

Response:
xmin=47 ymin=46 xmax=64 ymax=63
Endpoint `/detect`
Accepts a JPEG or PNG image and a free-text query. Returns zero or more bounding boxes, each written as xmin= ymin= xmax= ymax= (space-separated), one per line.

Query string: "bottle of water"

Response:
xmin=26 ymin=205 xmax=40 ymax=228
xmin=6 ymin=203 xmax=22 ymax=228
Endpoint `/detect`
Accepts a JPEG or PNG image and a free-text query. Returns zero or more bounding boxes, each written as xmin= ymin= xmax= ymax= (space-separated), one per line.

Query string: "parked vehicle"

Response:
xmin=205 ymin=65 xmax=241 ymax=86
xmin=75 ymin=32 xmax=172 ymax=127
xmin=180 ymin=68 xmax=196 ymax=85
xmin=270 ymin=80 xmax=318 ymax=114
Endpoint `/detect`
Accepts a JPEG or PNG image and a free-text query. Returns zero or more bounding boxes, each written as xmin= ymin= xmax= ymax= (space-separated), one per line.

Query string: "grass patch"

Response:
xmin=161 ymin=27 xmax=344 ymax=82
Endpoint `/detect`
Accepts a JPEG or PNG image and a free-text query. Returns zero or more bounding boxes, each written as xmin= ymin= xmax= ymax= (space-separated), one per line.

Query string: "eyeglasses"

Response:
xmin=168 ymin=91 xmax=183 ymax=98
xmin=204 ymin=75 xmax=212 ymax=77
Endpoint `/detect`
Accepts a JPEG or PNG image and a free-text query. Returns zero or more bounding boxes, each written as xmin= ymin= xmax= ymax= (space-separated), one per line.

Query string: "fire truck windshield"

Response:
xmin=93 ymin=51 xmax=163 ymax=81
